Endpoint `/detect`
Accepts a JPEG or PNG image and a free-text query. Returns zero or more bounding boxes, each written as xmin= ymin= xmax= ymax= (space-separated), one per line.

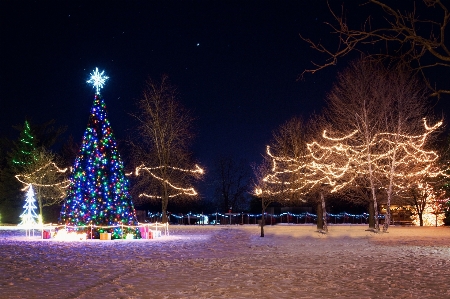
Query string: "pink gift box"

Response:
xmin=139 ymin=226 xmax=153 ymax=239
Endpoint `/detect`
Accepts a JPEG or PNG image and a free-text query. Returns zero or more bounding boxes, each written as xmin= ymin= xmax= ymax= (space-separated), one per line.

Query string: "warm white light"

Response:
xmin=258 ymin=119 xmax=446 ymax=198
xmin=53 ymin=230 xmax=87 ymax=241
xmin=132 ymin=164 xmax=204 ymax=198
xmin=15 ymin=162 xmax=70 ymax=192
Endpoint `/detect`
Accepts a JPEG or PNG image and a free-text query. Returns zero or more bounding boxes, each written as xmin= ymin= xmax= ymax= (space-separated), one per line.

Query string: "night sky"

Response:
xmin=2 ymin=1 xmax=442 ymax=187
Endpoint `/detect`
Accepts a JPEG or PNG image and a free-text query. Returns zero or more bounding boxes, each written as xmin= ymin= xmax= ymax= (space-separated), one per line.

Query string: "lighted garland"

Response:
xmin=259 ymin=119 xmax=447 ymax=202
xmin=15 ymin=162 xmax=70 ymax=194
xmin=410 ymin=182 xmax=448 ymax=226
xmin=132 ymin=164 xmax=204 ymax=198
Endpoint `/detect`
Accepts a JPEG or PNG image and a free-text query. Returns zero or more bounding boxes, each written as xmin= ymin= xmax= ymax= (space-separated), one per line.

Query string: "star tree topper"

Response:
xmin=87 ymin=67 xmax=109 ymax=94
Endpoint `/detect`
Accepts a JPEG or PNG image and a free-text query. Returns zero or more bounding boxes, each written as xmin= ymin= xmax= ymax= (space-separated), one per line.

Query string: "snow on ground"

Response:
xmin=0 ymin=224 xmax=449 ymax=298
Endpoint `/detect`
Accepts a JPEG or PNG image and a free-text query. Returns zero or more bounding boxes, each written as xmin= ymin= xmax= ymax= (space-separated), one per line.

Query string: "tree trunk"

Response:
xmin=260 ymin=208 xmax=265 ymax=237
xmin=36 ymin=186 xmax=43 ymax=224
xmin=321 ymin=192 xmax=328 ymax=232
xmin=373 ymin=192 xmax=380 ymax=231
xmin=383 ymin=204 xmax=391 ymax=232
xmin=368 ymin=201 xmax=375 ymax=229
xmin=419 ymin=212 xmax=423 ymax=226
xmin=316 ymin=201 xmax=323 ymax=230
xmin=161 ymin=182 xmax=169 ymax=223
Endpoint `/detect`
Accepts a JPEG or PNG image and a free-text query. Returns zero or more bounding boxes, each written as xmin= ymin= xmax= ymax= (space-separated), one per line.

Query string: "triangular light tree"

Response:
xmin=59 ymin=68 xmax=140 ymax=239
xmin=19 ymin=184 xmax=40 ymax=236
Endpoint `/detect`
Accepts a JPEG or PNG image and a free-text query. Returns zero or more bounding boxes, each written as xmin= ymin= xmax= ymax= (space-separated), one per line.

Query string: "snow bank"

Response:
xmin=0 ymin=224 xmax=448 ymax=298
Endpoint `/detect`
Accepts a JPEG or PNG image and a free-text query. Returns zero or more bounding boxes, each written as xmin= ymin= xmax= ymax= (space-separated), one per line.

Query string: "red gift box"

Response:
xmin=43 ymin=231 xmax=51 ymax=239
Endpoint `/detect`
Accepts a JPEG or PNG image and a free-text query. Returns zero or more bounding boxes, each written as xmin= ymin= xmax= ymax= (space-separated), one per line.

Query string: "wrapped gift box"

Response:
xmin=100 ymin=232 xmax=111 ymax=240
xmin=43 ymin=231 xmax=51 ymax=239
xmin=150 ymin=230 xmax=161 ymax=238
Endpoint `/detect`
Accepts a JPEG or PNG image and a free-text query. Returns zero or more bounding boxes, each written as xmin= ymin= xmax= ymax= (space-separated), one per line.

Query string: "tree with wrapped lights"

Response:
xmin=256 ymin=116 xmax=356 ymax=233
xmin=130 ymin=75 xmax=202 ymax=223
xmin=59 ymin=68 xmax=140 ymax=239
xmin=252 ymin=157 xmax=284 ymax=237
xmin=260 ymin=61 xmax=445 ymax=233
xmin=15 ymin=148 xmax=69 ymax=221
xmin=11 ymin=120 xmax=37 ymax=171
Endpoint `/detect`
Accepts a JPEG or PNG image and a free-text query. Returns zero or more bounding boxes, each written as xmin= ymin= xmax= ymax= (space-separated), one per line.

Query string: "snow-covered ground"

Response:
xmin=0 ymin=224 xmax=449 ymax=298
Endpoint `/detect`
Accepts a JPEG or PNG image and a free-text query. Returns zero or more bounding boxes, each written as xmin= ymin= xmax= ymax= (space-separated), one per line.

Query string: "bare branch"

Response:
xmin=300 ymin=0 xmax=450 ymax=97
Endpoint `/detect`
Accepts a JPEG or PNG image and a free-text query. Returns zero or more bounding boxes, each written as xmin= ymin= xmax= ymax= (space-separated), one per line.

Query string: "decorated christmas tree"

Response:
xmin=60 ymin=68 xmax=140 ymax=239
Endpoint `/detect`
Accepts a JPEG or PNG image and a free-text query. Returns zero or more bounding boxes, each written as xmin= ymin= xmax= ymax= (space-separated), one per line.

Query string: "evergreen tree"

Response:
xmin=60 ymin=68 xmax=140 ymax=239
xmin=11 ymin=121 xmax=37 ymax=170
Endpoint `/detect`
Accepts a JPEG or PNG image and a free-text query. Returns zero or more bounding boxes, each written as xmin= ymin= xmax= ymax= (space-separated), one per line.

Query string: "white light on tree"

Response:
xmin=87 ymin=67 xmax=109 ymax=94
xmin=19 ymin=184 xmax=40 ymax=232
xmin=132 ymin=164 xmax=204 ymax=198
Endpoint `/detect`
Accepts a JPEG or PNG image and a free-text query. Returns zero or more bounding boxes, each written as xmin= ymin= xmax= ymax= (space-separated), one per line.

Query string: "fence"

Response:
xmin=144 ymin=212 xmax=383 ymax=225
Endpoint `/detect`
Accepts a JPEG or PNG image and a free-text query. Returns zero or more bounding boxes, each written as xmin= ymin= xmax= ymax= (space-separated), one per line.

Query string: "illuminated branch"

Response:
xmin=132 ymin=164 xmax=203 ymax=198
xmin=259 ymin=118 xmax=446 ymax=208
xmin=15 ymin=162 xmax=70 ymax=195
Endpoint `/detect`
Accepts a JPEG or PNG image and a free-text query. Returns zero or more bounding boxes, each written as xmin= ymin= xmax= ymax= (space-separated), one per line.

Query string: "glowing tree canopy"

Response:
xmin=60 ymin=68 xmax=140 ymax=239
xmin=19 ymin=184 xmax=39 ymax=228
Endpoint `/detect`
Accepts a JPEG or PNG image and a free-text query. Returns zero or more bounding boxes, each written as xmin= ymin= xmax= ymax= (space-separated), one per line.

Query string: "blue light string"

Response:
xmin=144 ymin=211 xmax=384 ymax=221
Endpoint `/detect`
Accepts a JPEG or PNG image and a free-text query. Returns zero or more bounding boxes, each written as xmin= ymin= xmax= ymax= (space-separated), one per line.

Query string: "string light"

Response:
xmin=258 ymin=118 xmax=446 ymax=206
xmin=15 ymin=162 xmax=70 ymax=193
xmin=12 ymin=120 xmax=37 ymax=167
xmin=132 ymin=164 xmax=204 ymax=198
xmin=410 ymin=182 xmax=448 ymax=226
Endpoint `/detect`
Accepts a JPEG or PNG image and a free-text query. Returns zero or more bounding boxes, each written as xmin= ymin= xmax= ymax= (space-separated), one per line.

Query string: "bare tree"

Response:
xmin=396 ymin=143 xmax=446 ymax=226
xmin=130 ymin=75 xmax=202 ymax=223
xmin=300 ymin=0 xmax=450 ymax=98
xmin=377 ymin=72 xmax=434 ymax=231
xmin=252 ymin=158 xmax=285 ymax=237
xmin=408 ymin=183 xmax=435 ymax=226
xmin=322 ymin=59 xmax=391 ymax=230
xmin=253 ymin=117 xmax=310 ymax=236
xmin=15 ymin=148 xmax=69 ymax=221
xmin=258 ymin=116 xmax=350 ymax=233
xmin=213 ymin=155 xmax=250 ymax=213
xmin=321 ymin=59 xmax=436 ymax=232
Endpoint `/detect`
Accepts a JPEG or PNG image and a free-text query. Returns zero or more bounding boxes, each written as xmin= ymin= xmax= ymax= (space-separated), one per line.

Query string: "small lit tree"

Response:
xmin=15 ymin=148 xmax=69 ymax=221
xmin=131 ymin=75 xmax=202 ymax=223
xmin=19 ymin=184 xmax=39 ymax=231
